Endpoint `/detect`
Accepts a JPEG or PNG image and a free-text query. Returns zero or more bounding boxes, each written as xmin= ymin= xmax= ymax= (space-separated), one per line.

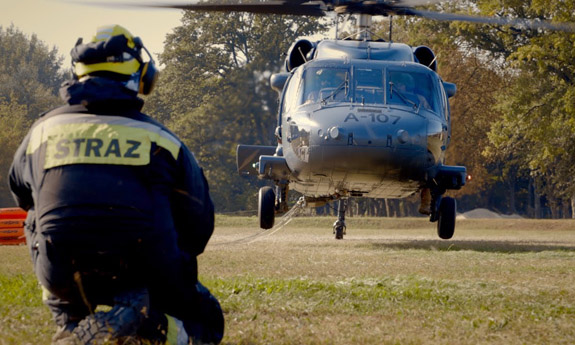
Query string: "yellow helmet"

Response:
xmin=71 ymin=25 xmax=158 ymax=94
xmin=72 ymin=25 xmax=140 ymax=77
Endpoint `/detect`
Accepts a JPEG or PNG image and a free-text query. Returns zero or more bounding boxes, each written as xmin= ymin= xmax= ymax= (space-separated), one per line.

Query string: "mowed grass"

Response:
xmin=2 ymin=216 xmax=575 ymax=344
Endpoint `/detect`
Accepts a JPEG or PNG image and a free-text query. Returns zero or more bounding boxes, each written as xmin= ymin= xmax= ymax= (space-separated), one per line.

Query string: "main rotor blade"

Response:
xmin=404 ymin=8 xmax=575 ymax=33
xmin=396 ymin=0 xmax=442 ymax=7
xmin=106 ymin=1 xmax=327 ymax=16
xmin=79 ymin=0 xmax=575 ymax=32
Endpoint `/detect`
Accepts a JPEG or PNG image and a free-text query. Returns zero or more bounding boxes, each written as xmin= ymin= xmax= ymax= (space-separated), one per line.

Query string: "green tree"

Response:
xmin=472 ymin=0 xmax=575 ymax=217
xmin=146 ymin=11 xmax=326 ymax=211
xmin=0 ymin=25 xmax=64 ymax=207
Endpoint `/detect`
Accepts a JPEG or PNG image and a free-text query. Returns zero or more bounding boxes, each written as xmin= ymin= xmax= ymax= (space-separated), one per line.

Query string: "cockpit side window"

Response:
xmin=282 ymin=68 xmax=303 ymax=114
xmin=439 ymin=79 xmax=450 ymax=121
xmin=299 ymin=67 xmax=349 ymax=106
xmin=387 ymin=70 xmax=440 ymax=114
xmin=354 ymin=68 xmax=384 ymax=104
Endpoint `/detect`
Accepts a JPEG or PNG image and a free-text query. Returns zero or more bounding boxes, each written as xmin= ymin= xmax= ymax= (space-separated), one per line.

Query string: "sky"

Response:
xmin=0 ymin=0 xmax=186 ymax=67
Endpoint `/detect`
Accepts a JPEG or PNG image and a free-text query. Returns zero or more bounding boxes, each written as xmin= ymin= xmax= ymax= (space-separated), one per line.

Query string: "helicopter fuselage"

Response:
xmin=282 ymin=40 xmax=454 ymax=198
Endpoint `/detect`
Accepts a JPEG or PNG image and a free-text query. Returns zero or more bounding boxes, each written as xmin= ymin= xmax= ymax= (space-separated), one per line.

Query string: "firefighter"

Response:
xmin=9 ymin=25 xmax=224 ymax=344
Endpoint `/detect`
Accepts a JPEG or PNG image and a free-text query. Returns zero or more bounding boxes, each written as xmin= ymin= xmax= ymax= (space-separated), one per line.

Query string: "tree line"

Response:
xmin=1 ymin=0 xmax=574 ymax=218
xmin=0 ymin=25 xmax=64 ymax=207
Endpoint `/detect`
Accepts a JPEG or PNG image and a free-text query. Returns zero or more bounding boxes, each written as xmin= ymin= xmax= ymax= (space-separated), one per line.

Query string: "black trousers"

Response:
xmin=25 ymin=216 xmax=224 ymax=344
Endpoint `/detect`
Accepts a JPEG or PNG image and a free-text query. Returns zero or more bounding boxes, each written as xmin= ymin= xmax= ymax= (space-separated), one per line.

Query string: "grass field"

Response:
xmin=1 ymin=216 xmax=575 ymax=344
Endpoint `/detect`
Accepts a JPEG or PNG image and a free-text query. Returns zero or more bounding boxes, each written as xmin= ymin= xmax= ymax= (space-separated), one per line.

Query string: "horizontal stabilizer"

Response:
xmin=237 ymin=144 xmax=277 ymax=176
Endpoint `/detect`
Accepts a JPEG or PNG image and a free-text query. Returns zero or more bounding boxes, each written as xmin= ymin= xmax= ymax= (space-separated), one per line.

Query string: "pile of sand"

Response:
xmin=457 ymin=208 xmax=523 ymax=219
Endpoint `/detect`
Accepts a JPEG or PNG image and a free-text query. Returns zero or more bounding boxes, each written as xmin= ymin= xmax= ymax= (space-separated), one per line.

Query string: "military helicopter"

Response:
xmin=239 ymin=13 xmax=466 ymax=240
xmin=116 ymin=0 xmax=575 ymax=240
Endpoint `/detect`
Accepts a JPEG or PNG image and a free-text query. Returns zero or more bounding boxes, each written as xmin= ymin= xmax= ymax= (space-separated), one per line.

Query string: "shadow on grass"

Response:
xmin=358 ymin=239 xmax=575 ymax=253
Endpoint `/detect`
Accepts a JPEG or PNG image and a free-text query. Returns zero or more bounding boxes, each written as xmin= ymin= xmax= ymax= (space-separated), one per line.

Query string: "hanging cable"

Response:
xmin=210 ymin=197 xmax=306 ymax=246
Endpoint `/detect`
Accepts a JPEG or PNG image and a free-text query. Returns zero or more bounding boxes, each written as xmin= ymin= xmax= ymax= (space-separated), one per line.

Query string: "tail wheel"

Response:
xmin=437 ymin=197 xmax=456 ymax=240
xmin=258 ymin=186 xmax=275 ymax=229
xmin=334 ymin=225 xmax=345 ymax=240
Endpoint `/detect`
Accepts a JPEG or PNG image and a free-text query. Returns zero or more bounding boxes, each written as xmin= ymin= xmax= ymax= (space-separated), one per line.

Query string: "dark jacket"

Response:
xmin=9 ymin=77 xmax=214 ymax=258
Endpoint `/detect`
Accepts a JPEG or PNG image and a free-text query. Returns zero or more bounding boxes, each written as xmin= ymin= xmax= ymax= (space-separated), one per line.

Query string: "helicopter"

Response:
xmin=237 ymin=31 xmax=466 ymax=240
xmin=112 ymin=0 xmax=575 ymax=240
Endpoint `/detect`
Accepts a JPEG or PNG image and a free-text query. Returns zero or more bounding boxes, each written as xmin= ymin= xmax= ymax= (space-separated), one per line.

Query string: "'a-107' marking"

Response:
xmin=344 ymin=113 xmax=401 ymax=124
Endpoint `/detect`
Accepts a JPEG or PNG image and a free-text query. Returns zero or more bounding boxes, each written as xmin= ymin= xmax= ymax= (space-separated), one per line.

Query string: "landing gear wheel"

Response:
xmin=258 ymin=186 xmax=275 ymax=229
xmin=333 ymin=199 xmax=348 ymax=240
xmin=437 ymin=196 xmax=456 ymax=239
xmin=334 ymin=224 xmax=345 ymax=240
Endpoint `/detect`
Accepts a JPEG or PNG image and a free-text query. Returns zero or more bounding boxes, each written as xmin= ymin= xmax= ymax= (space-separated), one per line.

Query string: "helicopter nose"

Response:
xmin=316 ymin=113 xmax=427 ymax=149
xmin=320 ymin=125 xmax=419 ymax=146
xmin=305 ymin=108 xmax=430 ymax=181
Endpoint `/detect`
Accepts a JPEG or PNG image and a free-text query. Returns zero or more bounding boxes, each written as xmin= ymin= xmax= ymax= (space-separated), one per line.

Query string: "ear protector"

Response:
xmin=132 ymin=37 xmax=158 ymax=95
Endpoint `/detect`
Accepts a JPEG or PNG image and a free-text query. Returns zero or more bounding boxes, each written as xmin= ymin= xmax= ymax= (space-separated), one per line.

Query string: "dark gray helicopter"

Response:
xmin=239 ymin=35 xmax=464 ymax=240
xmin=117 ymin=0 xmax=575 ymax=240
xmin=237 ymin=1 xmax=468 ymax=240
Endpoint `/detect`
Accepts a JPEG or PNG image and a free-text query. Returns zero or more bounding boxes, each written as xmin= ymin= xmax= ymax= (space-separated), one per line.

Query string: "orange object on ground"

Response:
xmin=0 ymin=208 xmax=27 ymax=245
xmin=0 ymin=207 xmax=27 ymax=219
xmin=0 ymin=219 xmax=25 ymax=227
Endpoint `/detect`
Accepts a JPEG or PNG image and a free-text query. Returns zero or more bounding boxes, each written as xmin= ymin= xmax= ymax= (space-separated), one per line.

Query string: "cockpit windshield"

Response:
xmin=300 ymin=67 xmax=349 ymax=105
xmin=387 ymin=70 xmax=439 ymax=113
xmin=291 ymin=64 xmax=441 ymax=114
xmin=354 ymin=68 xmax=384 ymax=104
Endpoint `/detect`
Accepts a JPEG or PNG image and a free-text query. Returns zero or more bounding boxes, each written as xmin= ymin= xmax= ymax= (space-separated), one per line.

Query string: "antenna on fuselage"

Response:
xmin=334 ymin=13 xmax=339 ymax=40
xmin=389 ymin=15 xmax=393 ymax=42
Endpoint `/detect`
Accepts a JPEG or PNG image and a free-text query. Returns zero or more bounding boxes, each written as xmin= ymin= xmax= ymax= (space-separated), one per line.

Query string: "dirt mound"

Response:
xmin=457 ymin=208 xmax=523 ymax=219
